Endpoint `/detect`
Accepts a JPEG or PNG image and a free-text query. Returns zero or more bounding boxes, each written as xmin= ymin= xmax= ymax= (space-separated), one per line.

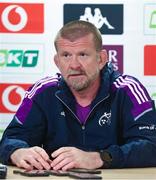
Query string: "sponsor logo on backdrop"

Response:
xmin=0 ymin=50 xmax=38 ymax=67
xmin=146 ymin=86 xmax=156 ymax=107
xmin=144 ymin=4 xmax=156 ymax=35
xmin=64 ymin=4 xmax=123 ymax=34
xmin=0 ymin=43 xmax=44 ymax=74
xmin=103 ymin=45 xmax=123 ymax=73
xmin=0 ymin=83 xmax=31 ymax=113
xmin=151 ymin=92 xmax=156 ymax=108
xmin=144 ymin=45 xmax=156 ymax=75
xmin=151 ymin=92 xmax=156 ymax=103
xmin=0 ymin=115 xmax=13 ymax=132
xmin=0 ymin=3 xmax=44 ymax=33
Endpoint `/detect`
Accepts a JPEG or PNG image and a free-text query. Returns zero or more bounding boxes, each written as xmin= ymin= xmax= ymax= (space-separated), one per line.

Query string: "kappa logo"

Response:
xmin=98 ymin=111 xmax=111 ymax=126
xmin=79 ymin=7 xmax=115 ymax=30
xmin=0 ymin=83 xmax=31 ymax=113
xmin=64 ymin=4 xmax=123 ymax=34
xmin=0 ymin=3 xmax=44 ymax=33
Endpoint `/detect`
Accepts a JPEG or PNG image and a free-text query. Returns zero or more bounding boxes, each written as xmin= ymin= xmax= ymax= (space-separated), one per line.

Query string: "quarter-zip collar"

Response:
xmin=55 ymin=81 xmax=77 ymax=115
xmin=55 ymin=63 xmax=120 ymax=114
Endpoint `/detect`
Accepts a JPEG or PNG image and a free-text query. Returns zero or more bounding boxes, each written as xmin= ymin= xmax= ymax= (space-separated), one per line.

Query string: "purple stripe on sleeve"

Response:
xmin=16 ymin=98 xmax=33 ymax=124
xmin=15 ymin=76 xmax=59 ymax=124
xmin=112 ymin=75 xmax=153 ymax=120
xmin=132 ymin=101 xmax=153 ymax=119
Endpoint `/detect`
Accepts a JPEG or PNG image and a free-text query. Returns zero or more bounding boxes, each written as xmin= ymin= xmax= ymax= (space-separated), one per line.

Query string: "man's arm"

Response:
xmin=107 ymin=76 xmax=156 ymax=168
xmin=0 ymin=84 xmax=47 ymax=166
xmin=50 ymin=77 xmax=156 ymax=170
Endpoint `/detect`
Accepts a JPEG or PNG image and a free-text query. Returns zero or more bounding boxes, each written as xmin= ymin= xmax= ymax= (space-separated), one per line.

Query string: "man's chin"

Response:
xmin=68 ymin=76 xmax=85 ymax=84
xmin=68 ymin=75 xmax=85 ymax=80
xmin=70 ymin=82 xmax=88 ymax=91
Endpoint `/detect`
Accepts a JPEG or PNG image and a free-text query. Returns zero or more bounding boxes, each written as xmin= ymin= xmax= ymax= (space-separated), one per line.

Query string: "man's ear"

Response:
xmin=99 ymin=49 xmax=108 ymax=70
xmin=54 ymin=54 xmax=59 ymax=68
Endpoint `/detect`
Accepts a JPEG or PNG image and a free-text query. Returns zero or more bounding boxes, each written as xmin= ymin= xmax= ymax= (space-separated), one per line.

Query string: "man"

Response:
xmin=0 ymin=20 xmax=156 ymax=171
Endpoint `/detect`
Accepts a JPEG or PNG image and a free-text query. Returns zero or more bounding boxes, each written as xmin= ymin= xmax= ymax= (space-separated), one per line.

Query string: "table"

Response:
xmin=6 ymin=166 xmax=156 ymax=179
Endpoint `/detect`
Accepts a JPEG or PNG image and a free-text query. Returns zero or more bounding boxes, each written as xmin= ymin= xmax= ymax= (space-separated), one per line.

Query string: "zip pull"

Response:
xmin=82 ymin=125 xmax=85 ymax=130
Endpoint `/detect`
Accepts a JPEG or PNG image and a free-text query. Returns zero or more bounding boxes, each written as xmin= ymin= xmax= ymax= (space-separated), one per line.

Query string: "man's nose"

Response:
xmin=69 ymin=56 xmax=81 ymax=68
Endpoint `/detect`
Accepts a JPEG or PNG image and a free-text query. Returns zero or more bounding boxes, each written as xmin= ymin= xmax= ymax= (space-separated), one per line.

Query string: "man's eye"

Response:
xmin=64 ymin=54 xmax=69 ymax=57
xmin=80 ymin=53 xmax=87 ymax=57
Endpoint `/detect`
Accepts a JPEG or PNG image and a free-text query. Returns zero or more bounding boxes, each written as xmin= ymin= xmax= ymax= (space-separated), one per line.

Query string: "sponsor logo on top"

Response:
xmin=64 ymin=4 xmax=123 ymax=35
xmin=0 ymin=83 xmax=31 ymax=113
xmin=0 ymin=3 xmax=44 ymax=33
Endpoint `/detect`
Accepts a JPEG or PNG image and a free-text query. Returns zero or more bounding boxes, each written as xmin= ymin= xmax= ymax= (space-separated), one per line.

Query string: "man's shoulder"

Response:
xmin=111 ymin=74 xmax=151 ymax=103
xmin=112 ymin=74 xmax=141 ymax=90
xmin=25 ymin=74 xmax=61 ymax=99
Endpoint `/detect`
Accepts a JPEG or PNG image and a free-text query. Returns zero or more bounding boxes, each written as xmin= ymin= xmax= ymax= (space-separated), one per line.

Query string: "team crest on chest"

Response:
xmin=98 ymin=111 xmax=111 ymax=126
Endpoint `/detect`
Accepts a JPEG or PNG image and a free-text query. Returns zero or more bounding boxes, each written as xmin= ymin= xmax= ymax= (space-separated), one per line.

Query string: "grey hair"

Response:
xmin=54 ymin=20 xmax=102 ymax=52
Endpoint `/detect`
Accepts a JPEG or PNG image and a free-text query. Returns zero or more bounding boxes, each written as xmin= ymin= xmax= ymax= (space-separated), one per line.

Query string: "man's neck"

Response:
xmin=71 ymin=77 xmax=101 ymax=107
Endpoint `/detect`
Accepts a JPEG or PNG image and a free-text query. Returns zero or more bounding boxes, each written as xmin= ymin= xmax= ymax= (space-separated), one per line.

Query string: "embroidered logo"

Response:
xmin=139 ymin=124 xmax=156 ymax=131
xmin=60 ymin=111 xmax=65 ymax=117
xmin=98 ymin=111 xmax=111 ymax=126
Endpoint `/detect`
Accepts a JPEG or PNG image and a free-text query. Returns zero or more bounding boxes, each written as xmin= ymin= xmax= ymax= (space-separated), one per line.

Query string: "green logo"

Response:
xmin=151 ymin=92 xmax=156 ymax=108
xmin=0 ymin=50 xmax=39 ymax=67
xmin=150 ymin=10 xmax=156 ymax=28
xmin=151 ymin=92 xmax=156 ymax=99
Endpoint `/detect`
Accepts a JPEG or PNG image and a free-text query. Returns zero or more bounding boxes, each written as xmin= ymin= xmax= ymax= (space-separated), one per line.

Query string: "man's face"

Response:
xmin=54 ymin=34 xmax=106 ymax=91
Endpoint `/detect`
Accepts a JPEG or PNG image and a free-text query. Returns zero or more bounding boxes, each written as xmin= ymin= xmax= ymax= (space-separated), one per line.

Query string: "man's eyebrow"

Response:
xmin=59 ymin=51 xmax=71 ymax=55
xmin=59 ymin=51 xmax=69 ymax=54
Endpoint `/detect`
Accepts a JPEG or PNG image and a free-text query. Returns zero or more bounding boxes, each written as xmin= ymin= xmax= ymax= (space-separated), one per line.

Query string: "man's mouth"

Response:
xmin=68 ymin=73 xmax=85 ymax=78
xmin=69 ymin=73 xmax=82 ymax=76
xmin=68 ymin=70 xmax=84 ymax=76
xmin=67 ymin=69 xmax=86 ymax=79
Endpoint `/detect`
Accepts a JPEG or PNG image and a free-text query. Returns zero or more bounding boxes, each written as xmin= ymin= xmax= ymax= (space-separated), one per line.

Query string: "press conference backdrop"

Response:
xmin=0 ymin=0 xmax=156 ymax=138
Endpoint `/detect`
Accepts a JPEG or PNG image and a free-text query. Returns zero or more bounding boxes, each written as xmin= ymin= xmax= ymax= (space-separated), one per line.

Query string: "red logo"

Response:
xmin=0 ymin=3 xmax=44 ymax=33
xmin=0 ymin=83 xmax=31 ymax=113
xmin=144 ymin=45 xmax=156 ymax=75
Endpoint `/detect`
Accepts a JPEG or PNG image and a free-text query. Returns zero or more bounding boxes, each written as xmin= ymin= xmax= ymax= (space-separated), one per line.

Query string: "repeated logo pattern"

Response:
xmin=0 ymin=2 xmax=155 ymax=137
